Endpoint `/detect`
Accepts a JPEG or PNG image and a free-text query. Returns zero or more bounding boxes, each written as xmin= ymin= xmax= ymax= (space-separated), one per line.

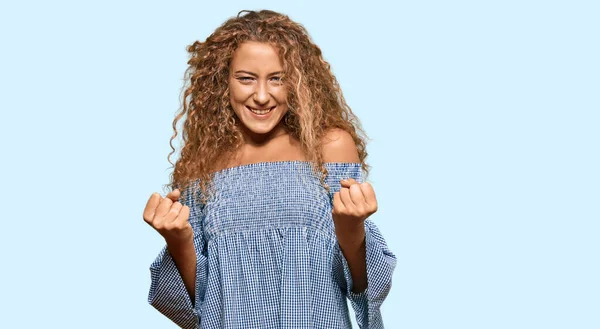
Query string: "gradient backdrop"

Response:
xmin=1 ymin=0 xmax=598 ymax=328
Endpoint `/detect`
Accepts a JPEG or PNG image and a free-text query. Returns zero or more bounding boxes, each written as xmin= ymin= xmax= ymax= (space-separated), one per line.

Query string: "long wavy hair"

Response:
xmin=165 ymin=9 xmax=370 ymax=204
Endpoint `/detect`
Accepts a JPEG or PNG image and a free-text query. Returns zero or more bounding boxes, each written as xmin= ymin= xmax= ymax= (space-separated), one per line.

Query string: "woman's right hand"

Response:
xmin=143 ymin=189 xmax=193 ymax=244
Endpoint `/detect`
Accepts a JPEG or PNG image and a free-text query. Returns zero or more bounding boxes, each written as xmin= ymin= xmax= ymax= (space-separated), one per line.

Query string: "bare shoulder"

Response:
xmin=321 ymin=128 xmax=360 ymax=163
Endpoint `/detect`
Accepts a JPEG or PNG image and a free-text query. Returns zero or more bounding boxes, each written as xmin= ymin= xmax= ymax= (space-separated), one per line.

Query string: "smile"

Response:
xmin=246 ymin=106 xmax=275 ymax=115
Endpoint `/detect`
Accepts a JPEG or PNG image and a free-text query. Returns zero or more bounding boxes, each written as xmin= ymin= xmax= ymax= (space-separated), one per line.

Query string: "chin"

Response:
xmin=245 ymin=124 xmax=279 ymax=135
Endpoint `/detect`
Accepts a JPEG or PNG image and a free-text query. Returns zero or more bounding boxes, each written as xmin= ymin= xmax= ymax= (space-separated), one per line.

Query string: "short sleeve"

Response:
xmin=327 ymin=163 xmax=397 ymax=329
xmin=148 ymin=186 xmax=208 ymax=329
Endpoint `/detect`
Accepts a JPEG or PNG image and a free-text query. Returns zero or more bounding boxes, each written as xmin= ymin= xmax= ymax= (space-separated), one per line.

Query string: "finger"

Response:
xmin=349 ymin=184 xmax=366 ymax=210
xmin=175 ymin=205 xmax=191 ymax=229
xmin=166 ymin=189 xmax=181 ymax=203
xmin=154 ymin=197 xmax=174 ymax=221
xmin=332 ymin=192 xmax=346 ymax=213
xmin=157 ymin=201 xmax=182 ymax=231
xmin=165 ymin=201 xmax=183 ymax=224
xmin=340 ymin=178 xmax=359 ymax=188
xmin=143 ymin=193 xmax=162 ymax=224
xmin=360 ymin=182 xmax=378 ymax=210
xmin=339 ymin=187 xmax=355 ymax=209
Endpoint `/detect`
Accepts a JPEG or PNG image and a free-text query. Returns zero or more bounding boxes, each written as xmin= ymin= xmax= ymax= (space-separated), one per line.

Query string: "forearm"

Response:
xmin=166 ymin=237 xmax=197 ymax=305
xmin=336 ymin=224 xmax=367 ymax=293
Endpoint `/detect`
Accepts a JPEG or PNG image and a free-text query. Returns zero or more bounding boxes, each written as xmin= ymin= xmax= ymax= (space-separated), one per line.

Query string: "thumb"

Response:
xmin=166 ymin=188 xmax=181 ymax=202
xmin=340 ymin=178 xmax=359 ymax=187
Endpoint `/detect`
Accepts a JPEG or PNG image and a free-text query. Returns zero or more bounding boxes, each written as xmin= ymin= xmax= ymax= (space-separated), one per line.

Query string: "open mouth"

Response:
xmin=246 ymin=105 xmax=275 ymax=115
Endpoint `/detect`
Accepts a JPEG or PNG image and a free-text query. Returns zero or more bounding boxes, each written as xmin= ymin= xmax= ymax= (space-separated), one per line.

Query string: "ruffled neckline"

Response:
xmin=210 ymin=160 xmax=362 ymax=178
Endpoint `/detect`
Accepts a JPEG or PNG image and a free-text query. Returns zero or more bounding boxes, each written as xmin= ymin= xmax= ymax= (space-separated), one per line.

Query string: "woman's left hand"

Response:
xmin=332 ymin=178 xmax=378 ymax=235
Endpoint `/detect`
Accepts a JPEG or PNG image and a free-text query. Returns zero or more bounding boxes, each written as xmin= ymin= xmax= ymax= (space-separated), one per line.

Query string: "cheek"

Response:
xmin=229 ymin=90 xmax=239 ymax=103
xmin=228 ymin=82 xmax=247 ymax=102
xmin=274 ymin=88 xmax=289 ymax=103
xmin=229 ymin=90 xmax=247 ymax=105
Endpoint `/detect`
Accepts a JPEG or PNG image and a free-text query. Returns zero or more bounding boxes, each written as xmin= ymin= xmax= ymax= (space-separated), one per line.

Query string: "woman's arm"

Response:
xmin=166 ymin=235 xmax=198 ymax=304
xmin=322 ymin=128 xmax=369 ymax=292
xmin=335 ymin=223 xmax=368 ymax=293
xmin=145 ymin=189 xmax=208 ymax=329
xmin=323 ymin=128 xmax=397 ymax=328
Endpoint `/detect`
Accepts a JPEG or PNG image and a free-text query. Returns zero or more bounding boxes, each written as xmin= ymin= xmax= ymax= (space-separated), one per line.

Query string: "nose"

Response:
xmin=252 ymin=81 xmax=270 ymax=105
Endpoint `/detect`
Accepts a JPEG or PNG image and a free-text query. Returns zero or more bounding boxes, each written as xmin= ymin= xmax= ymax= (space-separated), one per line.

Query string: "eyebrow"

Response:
xmin=234 ymin=70 xmax=283 ymax=77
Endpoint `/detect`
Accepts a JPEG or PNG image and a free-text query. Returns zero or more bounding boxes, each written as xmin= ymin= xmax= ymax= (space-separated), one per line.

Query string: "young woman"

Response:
xmin=143 ymin=10 xmax=396 ymax=329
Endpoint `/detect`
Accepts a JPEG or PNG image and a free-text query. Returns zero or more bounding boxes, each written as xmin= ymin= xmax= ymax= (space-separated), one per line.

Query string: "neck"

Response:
xmin=240 ymin=122 xmax=288 ymax=146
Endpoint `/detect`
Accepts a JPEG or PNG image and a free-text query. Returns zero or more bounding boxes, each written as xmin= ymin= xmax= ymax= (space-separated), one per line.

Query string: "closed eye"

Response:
xmin=235 ymin=76 xmax=282 ymax=84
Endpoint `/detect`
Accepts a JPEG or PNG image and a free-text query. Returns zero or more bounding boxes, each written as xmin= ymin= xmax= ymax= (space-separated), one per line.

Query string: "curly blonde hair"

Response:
xmin=165 ymin=9 xmax=370 ymax=204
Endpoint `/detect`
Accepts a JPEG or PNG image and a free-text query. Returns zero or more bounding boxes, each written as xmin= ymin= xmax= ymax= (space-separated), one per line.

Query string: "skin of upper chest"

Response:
xmin=226 ymin=133 xmax=307 ymax=168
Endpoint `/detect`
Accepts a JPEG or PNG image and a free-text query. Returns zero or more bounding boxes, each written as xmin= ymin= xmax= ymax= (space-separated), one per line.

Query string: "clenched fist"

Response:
xmin=332 ymin=178 xmax=378 ymax=233
xmin=143 ymin=189 xmax=193 ymax=244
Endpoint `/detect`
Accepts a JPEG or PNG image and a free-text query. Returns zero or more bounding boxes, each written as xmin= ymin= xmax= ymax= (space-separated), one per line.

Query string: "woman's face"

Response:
xmin=228 ymin=41 xmax=289 ymax=141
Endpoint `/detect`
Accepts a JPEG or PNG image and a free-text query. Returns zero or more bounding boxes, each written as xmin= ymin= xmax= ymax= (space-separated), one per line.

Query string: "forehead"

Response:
xmin=230 ymin=41 xmax=283 ymax=71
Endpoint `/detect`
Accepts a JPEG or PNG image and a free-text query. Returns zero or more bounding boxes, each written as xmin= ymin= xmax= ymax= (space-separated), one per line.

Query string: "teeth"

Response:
xmin=248 ymin=106 xmax=274 ymax=115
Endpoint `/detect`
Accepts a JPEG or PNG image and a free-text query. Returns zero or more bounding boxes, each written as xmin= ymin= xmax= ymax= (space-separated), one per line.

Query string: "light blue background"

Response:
xmin=1 ymin=0 xmax=598 ymax=328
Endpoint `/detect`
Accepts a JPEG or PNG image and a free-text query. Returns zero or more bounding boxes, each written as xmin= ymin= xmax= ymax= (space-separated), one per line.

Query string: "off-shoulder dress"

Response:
xmin=148 ymin=161 xmax=396 ymax=329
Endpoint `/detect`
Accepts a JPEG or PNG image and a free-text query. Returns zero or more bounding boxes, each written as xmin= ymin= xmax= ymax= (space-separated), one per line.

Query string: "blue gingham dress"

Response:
xmin=148 ymin=161 xmax=396 ymax=328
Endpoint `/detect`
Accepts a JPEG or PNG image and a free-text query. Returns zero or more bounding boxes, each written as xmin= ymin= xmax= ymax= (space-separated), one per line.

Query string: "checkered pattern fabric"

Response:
xmin=148 ymin=161 xmax=396 ymax=328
